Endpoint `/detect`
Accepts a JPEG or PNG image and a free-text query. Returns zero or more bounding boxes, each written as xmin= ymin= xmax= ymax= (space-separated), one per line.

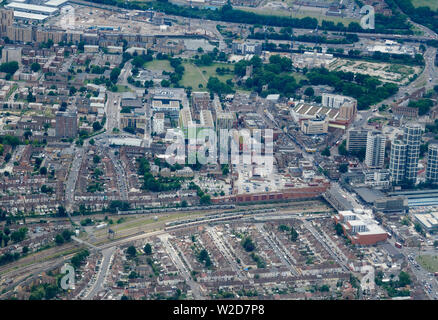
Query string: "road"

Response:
xmin=105 ymin=92 xmax=121 ymax=133
xmin=83 ymin=246 xmax=116 ymax=300
xmin=206 ymin=226 xmax=247 ymax=281
xmin=256 ymin=224 xmax=300 ymax=276
xmin=65 ymin=147 xmax=84 ymax=214
xmin=302 ymin=219 xmax=350 ymax=272
xmin=159 ymin=234 xmax=202 ymax=299
xmin=387 ymin=237 xmax=438 ymax=300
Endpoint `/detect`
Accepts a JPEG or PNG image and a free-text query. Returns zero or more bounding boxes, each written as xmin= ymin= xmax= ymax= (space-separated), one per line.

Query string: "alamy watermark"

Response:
xmin=360 ymin=5 xmax=375 ymax=30
xmin=165 ymin=127 xmax=274 ymax=172
xmin=60 ymin=263 xmax=75 ymax=290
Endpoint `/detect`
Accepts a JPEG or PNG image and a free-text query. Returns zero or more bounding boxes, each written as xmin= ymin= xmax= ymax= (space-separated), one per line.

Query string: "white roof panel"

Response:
xmin=6 ymin=2 xmax=58 ymax=14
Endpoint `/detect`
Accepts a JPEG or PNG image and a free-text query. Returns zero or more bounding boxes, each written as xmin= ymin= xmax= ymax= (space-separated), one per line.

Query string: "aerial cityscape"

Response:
xmin=0 ymin=0 xmax=437 ymax=302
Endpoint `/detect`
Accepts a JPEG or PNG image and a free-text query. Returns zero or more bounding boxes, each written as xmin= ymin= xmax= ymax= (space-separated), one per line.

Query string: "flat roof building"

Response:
xmin=334 ymin=210 xmax=388 ymax=245
xmin=45 ymin=0 xmax=69 ymax=7
xmin=12 ymin=11 xmax=49 ymax=21
xmin=5 ymin=3 xmax=59 ymax=15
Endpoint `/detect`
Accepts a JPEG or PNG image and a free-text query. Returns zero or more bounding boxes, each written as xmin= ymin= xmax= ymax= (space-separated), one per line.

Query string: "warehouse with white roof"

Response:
xmin=5 ymin=2 xmax=59 ymax=15
xmin=45 ymin=0 xmax=69 ymax=7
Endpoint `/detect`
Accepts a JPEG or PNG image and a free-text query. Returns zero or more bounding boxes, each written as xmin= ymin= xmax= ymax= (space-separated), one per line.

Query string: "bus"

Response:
xmin=395 ymin=242 xmax=402 ymax=249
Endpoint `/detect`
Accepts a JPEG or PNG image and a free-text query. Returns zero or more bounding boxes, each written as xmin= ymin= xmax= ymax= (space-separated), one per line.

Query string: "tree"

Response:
xmin=200 ymin=194 xmax=211 ymax=205
xmin=93 ymin=155 xmax=101 ymax=164
xmin=339 ymin=163 xmax=348 ymax=173
xmin=39 ymin=166 xmax=47 ymax=175
xmin=321 ymin=147 xmax=331 ymax=157
xmin=110 ymin=67 xmax=121 ymax=83
xmin=0 ymin=61 xmax=19 ymax=75
xmin=55 ymin=234 xmax=65 ymax=245
xmin=144 ymin=243 xmax=152 ymax=255
xmin=304 ymin=87 xmax=315 ymax=97
xmin=335 ymin=223 xmax=344 ymax=236
xmin=398 ymin=271 xmax=411 ymax=287
xmin=290 ymin=227 xmax=298 ymax=242
xmin=57 ymin=206 xmax=67 ymax=217
xmin=92 ymin=121 xmax=102 ymax=131
xmin=62 ymin=229 xmax=72 ymax=241
xmin=31 ymin=62 xmax=41 ymax=72
xmin=241 ymin=237 xmax=255 ymax=252
xmin=126 ymin=245 xmax=136 ymax=258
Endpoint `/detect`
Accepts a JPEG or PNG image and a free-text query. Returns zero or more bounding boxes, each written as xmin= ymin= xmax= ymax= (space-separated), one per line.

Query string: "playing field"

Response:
xmin=144 ymin=59 xmax=173 ymax=72
xmin=417 ymin=255 xmax=438 ymax=273
xmin=239 ymin=6 xmax=359 ymax=25
xmin=411 ymin=0 xmax=438 ymax=10
xmin=180 ymin=62 xmax=234 ymax=90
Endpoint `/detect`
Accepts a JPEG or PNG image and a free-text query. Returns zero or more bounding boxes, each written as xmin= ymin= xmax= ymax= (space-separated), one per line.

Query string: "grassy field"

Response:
xmin=180 ymin=62 xmax=234 ymax=90
xmin=417 ymin=255 xmax=438 ymax=272
xmin=144 ymin=59 xmax=173 ymax=72
xmin=239 ymin=6 xmax=359 ymax=25
xmin=411 ymin=0 xmax=438 ymax=10
xmin=116 ymin=85 xmax=132 ymax=92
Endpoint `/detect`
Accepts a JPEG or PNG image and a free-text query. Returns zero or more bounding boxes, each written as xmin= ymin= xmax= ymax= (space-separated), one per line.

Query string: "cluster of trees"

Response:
xmin=368 ymin=51 xmax=424 ymax=66
xmin=408 ymin=99 xmax=434 ymax=116
xmin=197 ymin=248 xmax=212 ymax=268
xmin=131 ymin=52 xmax=154 ymax=69
xmin=0 ymin=61 xmax=19 ymax=79
xmin=278 ymin=224 xmax=298 ymax=241
xmin=375 ymin=270 xmax=411 ymax=297
xmin=71 ymin=249 xmax=89 ymax=269
xmin=168 ymin=57 xmax=185 ymax=86
xmin=55 ymin=229 xmax=73 ymax=245
xmin=194 ymin=54 xmax=214 ymax=66
xmin=250 ymin=252 xmax=266 ymax=268
xmin=306 ymin=68 xmax=399 ymax=110
xmin=235 ymin=55 xmax=299 ymax=97
xmin=0 ymin=251 xmax=20 ymax=266
xmin=386 ymin=0 xmax=438 ymax=34
xmin=207 ymin=77 xmax=234 ymax=96
xmin=10 ymin=227 xmax=28 ymax=243
xmin=89 ymin=65 xmax=109 ymax=74
xmin=0 ymin=135 xmax=20 ymax=148
xmin=188 ymin=182 xmax=211 ymax=205
xmin=108 ymin=200 xmax=131 ymax=213
xmin=241 ymin=236 xmax=255 ymax=252
xmin=137 ymin=158 xmax=181 ymax=192
xmin=29 ymin=282 xmax=60 ymax=300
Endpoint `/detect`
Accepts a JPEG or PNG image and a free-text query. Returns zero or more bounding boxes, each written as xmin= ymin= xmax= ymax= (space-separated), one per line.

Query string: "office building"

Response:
xmin=55 ymin=111 xmax=77 ymax=138
xmin=333 ymin=210 xmax=388 ymax=245
xmin=426 ymin=143 xmax=438 ymax=184
xmin=346 ymin=129 xmax=368 ymax=152
xmin=300 ymin=117 xmax=328 ymax=135
xmin=322 ymin=93 xmax=354 ymax=109
xmin=389 ymin=139 xmax=407 ymax=185
xmin=365 ymin=131 xmax=386 ymax=169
